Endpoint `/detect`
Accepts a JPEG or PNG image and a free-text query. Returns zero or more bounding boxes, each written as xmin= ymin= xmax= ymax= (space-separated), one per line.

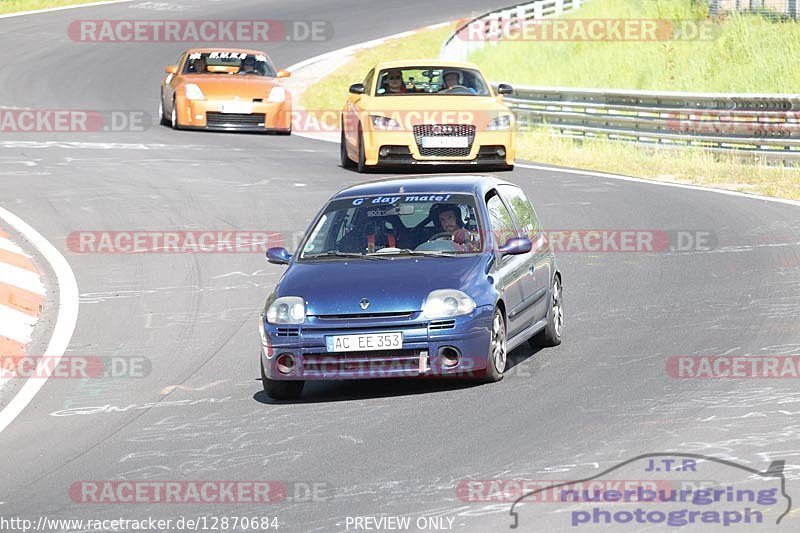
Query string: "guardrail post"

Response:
xmin=790 ymin=0 xmax=799 ymax=19
xmin=555 ymin=0 xmax=565 ymax=15
xmin=533 ymin=2 xmax=544 ymax=19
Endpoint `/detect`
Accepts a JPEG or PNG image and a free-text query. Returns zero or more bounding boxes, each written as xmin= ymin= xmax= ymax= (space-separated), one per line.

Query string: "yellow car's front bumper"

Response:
xmin=362 ymin=128 xmax=515 ymax=167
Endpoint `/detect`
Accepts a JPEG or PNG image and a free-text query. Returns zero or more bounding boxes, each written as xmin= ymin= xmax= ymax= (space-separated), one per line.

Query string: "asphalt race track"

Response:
xmin=1 ymin=1 xmax=800 ymax=532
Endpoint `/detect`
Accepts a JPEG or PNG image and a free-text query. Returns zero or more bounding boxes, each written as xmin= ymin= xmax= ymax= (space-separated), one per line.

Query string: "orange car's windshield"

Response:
xmin=184 ymin=52 xmax=276 ymax=77
xmin=375 ymin=67 xmax=490 ymax=96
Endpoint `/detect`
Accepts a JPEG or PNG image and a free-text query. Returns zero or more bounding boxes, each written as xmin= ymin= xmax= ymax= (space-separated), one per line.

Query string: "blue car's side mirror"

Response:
xmin=498 ymin=237 xmax=532 ymax=256
xmin=266 ymin=247 xmax=292 ymax=265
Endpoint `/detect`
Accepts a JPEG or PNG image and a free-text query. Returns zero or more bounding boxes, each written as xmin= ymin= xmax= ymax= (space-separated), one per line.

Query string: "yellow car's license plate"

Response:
xmin=421 ymin=136 xmax=468 ymax=148
xmin=326 ymin=332 xmax=403 ymax=352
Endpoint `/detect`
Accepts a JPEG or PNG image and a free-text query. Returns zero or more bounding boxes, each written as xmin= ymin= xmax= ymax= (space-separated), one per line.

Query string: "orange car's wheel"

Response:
xmin=170 ymin=98 xmax=180 ymax=130
xmin=158 ymin=95 xmax=169 ymax=126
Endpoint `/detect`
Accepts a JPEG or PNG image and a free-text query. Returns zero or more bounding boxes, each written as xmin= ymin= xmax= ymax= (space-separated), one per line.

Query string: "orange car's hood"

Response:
xmin=180 ymin=74 xmax=280 ymax=99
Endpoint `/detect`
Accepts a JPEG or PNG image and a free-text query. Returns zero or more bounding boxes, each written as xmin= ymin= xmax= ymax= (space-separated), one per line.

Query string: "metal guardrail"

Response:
xmin=504 ymin=87 xmax=800 ymax=159
xmin=441 ymin=2 xmax=800 ymax=159
xmin=441 ymin=0 xmax=585 ymax=61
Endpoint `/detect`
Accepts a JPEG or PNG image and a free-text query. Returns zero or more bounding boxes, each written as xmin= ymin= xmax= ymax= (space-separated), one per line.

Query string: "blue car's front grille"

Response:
xmin=275 ymin=327 xmax=300 ymax=337
xmin=313 ymin=312 xmax=414 ymax=320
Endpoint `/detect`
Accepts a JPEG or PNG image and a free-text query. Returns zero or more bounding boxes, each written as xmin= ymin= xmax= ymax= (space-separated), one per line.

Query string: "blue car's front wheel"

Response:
xmin=261 ymin=358 xmax=304 ymax=400
xmin=485 ymin=307 xmax=507 ymax=382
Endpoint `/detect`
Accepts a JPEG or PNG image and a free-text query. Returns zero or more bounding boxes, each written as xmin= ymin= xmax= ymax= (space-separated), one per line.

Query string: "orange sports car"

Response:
xmin=160 ymin=48 xmax=292 ymax=134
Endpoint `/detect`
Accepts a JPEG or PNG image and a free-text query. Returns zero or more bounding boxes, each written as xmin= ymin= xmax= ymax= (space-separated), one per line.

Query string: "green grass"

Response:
xmin=518 ymin=128 xmax=800 ymax=200
xmin=299 ymin=24 xmax=456 ymax=111
xmin=0 ymin=0 xmax=108 ymax=14
xmin=470 ymin=0 xmax=800 ymax=92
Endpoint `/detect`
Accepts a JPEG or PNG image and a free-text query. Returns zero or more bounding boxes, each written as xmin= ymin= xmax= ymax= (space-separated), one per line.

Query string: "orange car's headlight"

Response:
xmin=184 ymin=84 xmax=205 ymax=101
xmin=268 ymin=87 xmax=286 ymax=103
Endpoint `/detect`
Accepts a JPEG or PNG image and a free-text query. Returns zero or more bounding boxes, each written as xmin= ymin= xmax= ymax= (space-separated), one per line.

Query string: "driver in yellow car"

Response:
xmin=441 ymin=70 xmax=476 ymax=94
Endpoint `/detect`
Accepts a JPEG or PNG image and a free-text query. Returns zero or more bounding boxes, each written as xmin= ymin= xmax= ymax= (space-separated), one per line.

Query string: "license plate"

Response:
xmin=326 ymin=332 xmax=403 ymax=352
xmin=421 ymin=136 xmax=469 ymax=148
xmin=221 ymin=102 xmax=253 ymax=114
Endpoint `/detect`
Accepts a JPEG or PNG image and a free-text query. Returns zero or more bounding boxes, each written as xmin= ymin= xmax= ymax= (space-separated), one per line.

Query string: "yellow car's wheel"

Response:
xmin=356 ymin=126 xmax=370 ymax=173
xmin=340 ymin=122 xmax=355 ymax=169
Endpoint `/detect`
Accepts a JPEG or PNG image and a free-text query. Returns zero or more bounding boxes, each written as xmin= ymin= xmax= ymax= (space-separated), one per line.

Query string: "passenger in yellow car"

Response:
xmin=384 ymin=69 xmax=408 ymax=94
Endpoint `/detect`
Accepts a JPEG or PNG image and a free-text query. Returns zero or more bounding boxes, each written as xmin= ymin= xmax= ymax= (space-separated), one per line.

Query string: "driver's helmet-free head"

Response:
xmin=430 ymin=203 xmax=464 ymax=230
xmin=242 ymin=56 xmax=256 ymax=70
xmin=443 ymin=70 xmax=463 ymax=85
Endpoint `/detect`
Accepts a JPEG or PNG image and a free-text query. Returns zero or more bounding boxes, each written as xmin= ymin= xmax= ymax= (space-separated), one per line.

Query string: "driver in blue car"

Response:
xmin=431 ymin=203 xmax=473 ymax=249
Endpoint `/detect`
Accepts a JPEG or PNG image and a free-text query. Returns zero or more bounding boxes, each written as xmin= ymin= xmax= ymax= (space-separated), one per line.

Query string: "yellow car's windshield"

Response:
xmin=375 ymin=67 xmax=490 ymax=96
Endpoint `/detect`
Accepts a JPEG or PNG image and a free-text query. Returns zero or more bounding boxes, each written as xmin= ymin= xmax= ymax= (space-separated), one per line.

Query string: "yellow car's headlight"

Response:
xmin=370 ymin=115 xmax=402 ymax=130
xmin=487 ymin=115 xmax=512 ymax=131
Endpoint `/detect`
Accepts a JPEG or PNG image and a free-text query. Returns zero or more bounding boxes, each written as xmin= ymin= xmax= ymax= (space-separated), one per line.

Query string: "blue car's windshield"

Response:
xmin=299 ymin=193 xmax=485 ymax=259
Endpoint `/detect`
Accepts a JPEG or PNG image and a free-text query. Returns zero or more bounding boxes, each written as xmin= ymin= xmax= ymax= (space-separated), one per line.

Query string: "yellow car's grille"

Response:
xmin=413 ymin=124 xmax=475 ymax=157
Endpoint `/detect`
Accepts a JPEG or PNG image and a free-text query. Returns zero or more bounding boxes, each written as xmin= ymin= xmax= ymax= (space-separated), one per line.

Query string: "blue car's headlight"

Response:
xmin=422 ymin=289 xmax=476 ymax=319
xmin=266 ymin=296 xmax=306 ymax=324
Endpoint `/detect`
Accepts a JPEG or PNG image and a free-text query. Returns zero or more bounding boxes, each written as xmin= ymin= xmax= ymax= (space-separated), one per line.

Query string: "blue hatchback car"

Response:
xmin=259 ymin=175 xmax=563 ymax=399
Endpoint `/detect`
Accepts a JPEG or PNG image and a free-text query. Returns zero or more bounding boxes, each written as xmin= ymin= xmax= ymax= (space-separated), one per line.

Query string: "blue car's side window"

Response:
xmin=486 ymin=193 xmax=518 ymax=249
xmin=497 ymin=185 xmax=540 ymax=240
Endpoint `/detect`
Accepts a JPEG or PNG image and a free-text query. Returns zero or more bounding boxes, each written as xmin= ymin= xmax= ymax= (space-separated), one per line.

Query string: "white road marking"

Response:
xmin=0 ymin=262 xmax=46 ymax=295
xmin=0 ymin=0 xmax=132 ymax=19
xmin=0 ymin=304 xmax=37 ymax=344
xmin=0 ymin=207 xmax=79 ymax=435
xmin=0 ymin=236 xmax=24 ymax=255
xmin=517 ymin=163 xmax=800 ymax=208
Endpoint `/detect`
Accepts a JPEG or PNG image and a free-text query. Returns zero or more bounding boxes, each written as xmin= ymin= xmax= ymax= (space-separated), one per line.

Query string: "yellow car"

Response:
xmin=340 ymin=60 xmax=515 ymax=172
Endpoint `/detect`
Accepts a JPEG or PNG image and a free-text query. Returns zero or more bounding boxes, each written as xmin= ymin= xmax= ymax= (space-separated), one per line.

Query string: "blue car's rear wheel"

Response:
xmin=485 ymin=308 xmax=506 ymax=382
xmin=261 ymin=358 xmax=304 ymax=400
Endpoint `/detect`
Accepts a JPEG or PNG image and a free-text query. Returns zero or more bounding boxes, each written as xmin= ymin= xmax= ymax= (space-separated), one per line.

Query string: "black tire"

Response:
xmin=261 ymin=359 xmax=304 ymax=400
xmin=340 ymin=123 xmax=355 ymax=168
xmin=484 ymin=307 xmax=507 ymax=382
xmin=356 ymin=127 xmax=371 ymax=173
xmin=159 ymin=96 xmax=169 ymax=126
xmin=170 ymin=98 xmax=180 ymax=130
xmin=275 ymin=128 xmax=292 ymax=136
xmin=535 ymin=275 xmax=563 ymax=347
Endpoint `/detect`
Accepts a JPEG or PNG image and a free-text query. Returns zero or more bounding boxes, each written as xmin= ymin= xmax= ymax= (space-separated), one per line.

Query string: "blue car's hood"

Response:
xmin=278 ymin=255 xmax=487 ymax=315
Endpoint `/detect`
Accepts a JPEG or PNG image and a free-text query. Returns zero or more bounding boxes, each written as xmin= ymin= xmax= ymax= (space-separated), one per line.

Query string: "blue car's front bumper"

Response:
xmin=261 ymin=306 xmax=494 ymax=381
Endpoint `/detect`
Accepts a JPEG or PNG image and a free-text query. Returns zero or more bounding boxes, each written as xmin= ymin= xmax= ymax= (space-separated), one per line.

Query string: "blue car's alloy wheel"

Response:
xmin=536 ymin=276 xmax=563 ymax=347
xmin=486 ymin=308 xmax=506 ymax=382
